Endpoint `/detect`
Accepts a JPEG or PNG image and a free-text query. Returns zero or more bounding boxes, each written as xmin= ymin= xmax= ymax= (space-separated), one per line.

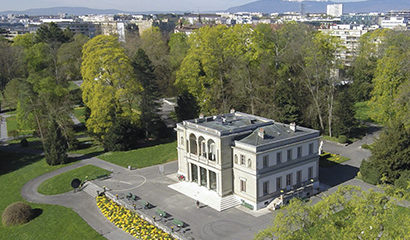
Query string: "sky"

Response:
xmin=0 ymin=0 xmax=363 ymax=12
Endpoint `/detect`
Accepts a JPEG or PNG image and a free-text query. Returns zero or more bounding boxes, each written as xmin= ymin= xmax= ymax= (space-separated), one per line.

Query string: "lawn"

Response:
xmin=354 ymin=101 xmax=375 ymax=122
xmin=73 ymin=106 xmax=86 ymax=124
xmin=37 ymin=165 xmax=111 ymax=195
xmin=0 ymin=151 xmax=104 ymax=240
xmin=6 ymin=115 xmax=34 ymax=137
xmin=99 ymin=141 xmax=177 ymax=169
xmin=319 ymin=152 xmax=350 ymax=168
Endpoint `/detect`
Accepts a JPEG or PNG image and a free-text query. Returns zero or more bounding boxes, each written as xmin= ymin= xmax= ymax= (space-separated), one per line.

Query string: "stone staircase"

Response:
xmin=219 ymin=195 xmax=241 ymax=211
xmin=82 ymin=182 xmax=104 ymax=198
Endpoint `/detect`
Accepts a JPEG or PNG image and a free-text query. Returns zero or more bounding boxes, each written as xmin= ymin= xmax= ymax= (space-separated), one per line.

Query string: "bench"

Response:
xmin=172 ymin=219 xmax=184 ymax=228
xmin=141 ymin=201 xmax=150 ymax=209
xmin=156 ymin=209 xmax=167 ymax=217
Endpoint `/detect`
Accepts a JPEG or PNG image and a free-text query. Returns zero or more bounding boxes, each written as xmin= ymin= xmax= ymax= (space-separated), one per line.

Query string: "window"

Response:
xmin=276 ymin=152 xmax=282 ymax=164
xmin=276 ymin=177 xmax=281 ymax=191
xmin=286 ymin=174 xmax=292 ymax=186
xmin=263 ymin=155 xmax=269 ymax=168
xmin=247 ymin=159 xmax=252 ymax=168
xmin=180 ymin=136 xmax=184 ymax=145
xmin=287 ymin=149 xmax=292 ymax=161
xmin=234 ymin=154 xmax=238 ymax=164
xmin=263 ymin=181 xmax=269 ymax=195
xmin=240 ymin=154 xmax=245 ymax=165
xmin=240 ymin=179 xmax=246 ymax=192
xmin=208 ymin=139 xmax=216 ymax=161
xmin=308 ymin=167 xmax=313 ymax=179
xmin=309 ymin=143 xmax=314 ymax=154
xmin=297 ymin=146 xmax=302 ymax=158
xmin=297 ymin=170 xmax=302 ymax=185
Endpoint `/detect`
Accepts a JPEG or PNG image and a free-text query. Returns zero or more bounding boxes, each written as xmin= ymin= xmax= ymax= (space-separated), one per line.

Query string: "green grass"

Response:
xmin=354 ymin=101 xmax=374 ymax=122
xmin=99 ymin=141 xmax=177 ymax=169
xmin=68 ymin=81 xmax=80 ymax=91
xmin=0 ymin=151 xmax=104 ymax=240
xmin=37 ymin=165 xmax=111 ymax=195
xmin=6 ymin=115 xmax=34 ymax=137
xmin=73 ymin=106 xmax=86 ymax=124
xmin=319 ymin=152 xmax=350 ymax=168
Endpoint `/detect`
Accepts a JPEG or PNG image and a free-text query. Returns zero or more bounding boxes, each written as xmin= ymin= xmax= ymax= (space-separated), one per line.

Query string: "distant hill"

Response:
xmin=0 ymin=7 xmax=187 ymax=16
xmin=0 ymin=7 xmax=132 ymax=16
xmin=227 ymin=0 xmax=410 ymax=13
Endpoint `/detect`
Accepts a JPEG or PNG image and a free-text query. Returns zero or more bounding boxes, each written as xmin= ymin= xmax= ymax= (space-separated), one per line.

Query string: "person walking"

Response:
xmin=196 ymin=200 xmax=200 ymax=208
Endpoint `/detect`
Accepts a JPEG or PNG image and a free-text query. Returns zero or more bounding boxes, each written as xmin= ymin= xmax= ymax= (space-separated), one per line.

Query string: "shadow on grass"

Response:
xmin=0 ymin=149 xmax=43 ymax=176
xmin=319 ymin=163 xmax=359 ymax=188
xmin=67 ymin=150 xmax=105 ymax=163
xmin=31 ymin=208 xmax=43 ymax=220
xmin=350 ymin=123 xmax=383 ymax=140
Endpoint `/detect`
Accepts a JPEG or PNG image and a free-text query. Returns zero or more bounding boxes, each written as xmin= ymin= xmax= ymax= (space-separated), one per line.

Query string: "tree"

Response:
xmin=57 ymin=34 xmax=89 ymax=81
xmin=132 ymin=48 xmax=164 ymax=139
xmin=332 ymin=86 xmax=358 ymax=137
xmin=175 ymin=90 xmax=200 ymax=122
xmin=369 ymin=31 xmax=410 ymax=125
xmin=360 ymin=121 xmax=410 ymax=184
xmin=35 ymin=22 xmax=71 ymax=45
xmin=255 ymin=185 xmax=407 ymax=240
xmin=81 ymin=35 xmax=142 ymax=137
xmin=348 ymin=29 xmax=390 ymax=102
xmin=139 ymin=27 xmax=172 ymax=96
xmin=44 ymin=119 xmax=68 ymax=165
xmin=103 ymin=117 xmax=144 ymax=151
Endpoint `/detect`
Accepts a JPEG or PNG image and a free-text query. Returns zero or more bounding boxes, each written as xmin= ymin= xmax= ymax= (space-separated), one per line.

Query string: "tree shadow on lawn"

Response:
xmin=319 ymin=163 xmax=359 ymax=188
xmin=31 ymin=208 xmax=43 ymax=220
xmin=0 ymin=148 xmax=43 ymax=176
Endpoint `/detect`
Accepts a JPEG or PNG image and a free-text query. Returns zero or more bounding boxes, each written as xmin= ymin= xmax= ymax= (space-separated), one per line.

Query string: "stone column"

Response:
xmin=207 ymin=169 xmax=210 ymax=189
xmin=197 ymin=165 xmax=201 ymax=185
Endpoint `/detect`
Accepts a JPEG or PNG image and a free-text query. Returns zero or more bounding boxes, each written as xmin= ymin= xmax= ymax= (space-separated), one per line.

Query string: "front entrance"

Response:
xmin=189 ymin=163 xmax=217 ymax=192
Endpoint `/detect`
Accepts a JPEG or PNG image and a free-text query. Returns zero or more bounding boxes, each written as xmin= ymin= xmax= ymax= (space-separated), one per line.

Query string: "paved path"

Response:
xmin=21 ymin=157 xmax=136 ymax=240
xmin=70 ymin=113 xmax=81 ymax=125
xmin=0 ymin=113 xmax=10 ymax=142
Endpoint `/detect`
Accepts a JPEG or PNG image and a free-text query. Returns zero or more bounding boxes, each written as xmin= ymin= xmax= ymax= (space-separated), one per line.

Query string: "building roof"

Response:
xmin=238 ymin=123 xmax=315 ymax=146
xmin=181 ymin=112 xmax=273 ymax=136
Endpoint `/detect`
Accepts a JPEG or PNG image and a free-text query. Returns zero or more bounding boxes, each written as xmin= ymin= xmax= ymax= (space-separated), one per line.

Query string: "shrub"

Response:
xmin=360 ymin=160 xmax=381 ymax=185
xmin=337 ymin=135 xmax=348 ymax=144
xmin=2 ymin=202 xmax=33 ymax=226
xmin=20 ymin=138 xmax=29 ymax=147
xmin=395 ymin=171 xmax=410 ymax=190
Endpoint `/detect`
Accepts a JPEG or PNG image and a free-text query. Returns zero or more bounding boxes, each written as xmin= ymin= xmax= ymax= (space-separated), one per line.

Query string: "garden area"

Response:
xmin=0 ymin=151 xmax=104 ymax=240
xmin=319 ymin=152 xmax=350 ymax=168
xmin=96 ymin=195 xmax=173 ymax=240
xmin=37 ymin=165 xmax=111 ymax=195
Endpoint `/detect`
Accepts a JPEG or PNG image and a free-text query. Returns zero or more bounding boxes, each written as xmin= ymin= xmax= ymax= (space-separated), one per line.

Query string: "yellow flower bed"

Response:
xmin=96 ymin=195 xmax=173 ymax=240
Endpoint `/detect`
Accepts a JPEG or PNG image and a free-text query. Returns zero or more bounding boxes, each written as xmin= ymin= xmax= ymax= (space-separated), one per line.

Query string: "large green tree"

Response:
xmin=256 ymin=186 xmax=408 ymax=240
xmin=81 ymin=35 xmax=142 ymax=137
xmin=369 ymin=31 xmax=410 ymax=125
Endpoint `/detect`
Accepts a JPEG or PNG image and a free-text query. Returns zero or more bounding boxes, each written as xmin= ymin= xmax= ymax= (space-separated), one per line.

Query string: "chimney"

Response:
xmin=199 ymin=113 xmax=204 ymax=119
xmin=258 ymin=128 xmax=265 ymax=139
xmin=230 ymin=108 xmax=236 ymax=114
xmin=290 ymin=122 xmax=297 ymax=132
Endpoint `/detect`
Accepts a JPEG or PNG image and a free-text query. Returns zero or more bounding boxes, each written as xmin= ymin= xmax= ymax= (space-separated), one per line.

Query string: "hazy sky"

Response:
xmin=0 ymin=0 xmax=361 ymax=12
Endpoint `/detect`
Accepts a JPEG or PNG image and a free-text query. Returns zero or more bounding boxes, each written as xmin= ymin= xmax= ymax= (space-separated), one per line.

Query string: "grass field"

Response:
xmin=0 ymin=151 xmax=104 ymax=240
xmin=37 ymin=165 xmax=111 ymax=195
xmin=99 ymin=141 xmax=177 ymax=169
xmin=319 ymin=152 xmax=350 ymax=168
xmin=354 ymin=101 xmax=374 ymax=122
xmin=73 ymin=106 xmax=86 ymax=124
xmin=6 ymin=115 xmax=34 ymax=137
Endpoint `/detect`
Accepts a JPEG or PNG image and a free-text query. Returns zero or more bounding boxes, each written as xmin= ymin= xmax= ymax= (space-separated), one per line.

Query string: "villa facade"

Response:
xmin=174 ymin=111 xmax=320 ymax=211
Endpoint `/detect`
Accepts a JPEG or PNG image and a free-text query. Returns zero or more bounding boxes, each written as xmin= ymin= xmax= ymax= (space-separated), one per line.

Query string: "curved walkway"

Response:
xmin=21 ymin=157 xmax=136 ymax=240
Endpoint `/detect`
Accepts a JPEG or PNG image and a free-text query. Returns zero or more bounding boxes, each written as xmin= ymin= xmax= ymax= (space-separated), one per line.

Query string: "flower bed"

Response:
xmin=96 ymin=195 xmax=173 ymax=240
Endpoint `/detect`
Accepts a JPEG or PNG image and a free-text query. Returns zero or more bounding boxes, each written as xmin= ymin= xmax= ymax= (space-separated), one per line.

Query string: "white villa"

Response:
xmin=171 ymin=111 xmax=320 ymax=211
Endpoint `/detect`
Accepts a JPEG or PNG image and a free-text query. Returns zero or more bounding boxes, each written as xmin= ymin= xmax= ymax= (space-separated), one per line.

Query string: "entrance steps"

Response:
xmin=168 ymin=181 xmax=241 ymax=211
xmin=82 ymin=182 xmax=104 ymax=198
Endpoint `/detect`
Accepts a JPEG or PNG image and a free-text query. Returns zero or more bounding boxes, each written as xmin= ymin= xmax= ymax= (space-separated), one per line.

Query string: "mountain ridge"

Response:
xmin=227 ymin=0 xmax=410 ymax=13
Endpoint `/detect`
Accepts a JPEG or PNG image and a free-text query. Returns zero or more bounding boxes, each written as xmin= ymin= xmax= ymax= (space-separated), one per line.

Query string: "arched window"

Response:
xmin=189 ymin=134 xmax=197 ymax=155
xmin=198 ymin=136 xmax=206 ymax=158
xmin=208 ymin=139 xmax=216 ymax=161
